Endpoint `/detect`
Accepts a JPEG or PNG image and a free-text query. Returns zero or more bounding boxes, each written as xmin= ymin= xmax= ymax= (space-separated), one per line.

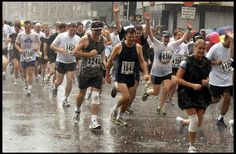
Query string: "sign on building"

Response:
xmin=181 ymin=6 xmax=196 ymax=20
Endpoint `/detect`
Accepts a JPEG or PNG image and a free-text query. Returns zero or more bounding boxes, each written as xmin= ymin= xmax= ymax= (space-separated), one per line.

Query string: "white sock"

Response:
xmin=28 ymin=85 xmax=32 ymax=90
xmin=64 ymin=96 xmax=68 ymax=101
xmin=147 ymin=89 xmax=153 ymax=94
xmin=218 ymin=115 xmax=224 ymax=120
xmin=75 ymin=107 xmax=81 ymax=112
xmin=91 ymin=115 xmax=97 ymax=123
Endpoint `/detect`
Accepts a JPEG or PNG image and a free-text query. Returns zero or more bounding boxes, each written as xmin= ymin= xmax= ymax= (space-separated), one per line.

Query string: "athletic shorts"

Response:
xmin=210 ymin=84 xmax=233 ymax=98
xmin=151 ymin=73 xmax=172 ymax=85
xmin=56 ymin=62 xmax=76 ymax=75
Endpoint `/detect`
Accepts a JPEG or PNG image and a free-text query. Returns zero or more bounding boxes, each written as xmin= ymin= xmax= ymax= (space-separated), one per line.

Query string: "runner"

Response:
xmin=105 ymin=27 xmax=149 ymax=126
xmin=73 ymin=21 xmax=107 ymax=129
xmin=15 ymin=20 xmax=41 ymax=96
xmin=50 ymin=23 xmax=80 ymax=107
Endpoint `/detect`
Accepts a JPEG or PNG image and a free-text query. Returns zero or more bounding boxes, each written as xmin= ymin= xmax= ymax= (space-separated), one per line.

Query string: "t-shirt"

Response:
xmin=149 ymin=36 xmax=183 ymax=77
xmin=53 ymin=32 xmax=80 ymax=63
xmin=15 ymin=31 xmax=40 ymax=62
xmin=206 ymin=42 xmax=233 ymax=86
xmin=171 ymin=42 xmax=189 ymax=68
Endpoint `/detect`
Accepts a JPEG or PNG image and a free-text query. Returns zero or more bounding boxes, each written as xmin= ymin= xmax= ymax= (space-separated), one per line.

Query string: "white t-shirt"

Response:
xmin=171 ymin=42 xmax=189 ymax=68
xmin=206 ymin=42 xmax=233 ymax=86
xmin=2 ymin=24 xmax=13 ymax=48
xmin=149 ymin=36 xmax=183 ymax=77
xmin=53 ymin=32 xmax=80 ymax=63
xmin=15 ymin=31 xmax=40 ymax=62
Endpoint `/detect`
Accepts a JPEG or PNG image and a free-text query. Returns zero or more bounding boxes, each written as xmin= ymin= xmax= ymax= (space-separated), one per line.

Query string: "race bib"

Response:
xmin=24 ymin=49 xmax=34 ymax=62
xmin=159 ymin=50 xmax=172 ymax=64
xmin=221 ymin=61 xmax=232 ymax=72
xmin=121 ymin=61 xmax=135 ymax=75
xmin=65 ymin=43 xmax=75 ymax=55
xmin=86 ymin=55 xmax=102 ymax=67
xmin=171 ymin=54 xmax=183 ymax=66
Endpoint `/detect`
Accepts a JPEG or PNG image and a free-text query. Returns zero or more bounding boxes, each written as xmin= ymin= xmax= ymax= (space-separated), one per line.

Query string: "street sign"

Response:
xmin=181 ymin=6 xmax=196 ymax=20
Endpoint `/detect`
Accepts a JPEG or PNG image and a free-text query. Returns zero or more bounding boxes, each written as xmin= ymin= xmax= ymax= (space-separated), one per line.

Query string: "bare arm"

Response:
xmin=113 ymin=3 xmax=122 ymax=32
xmin=143 ymin=12 xmax=151 ymax=39
xmin=73 ymin=35 xmax=97 ymax=58
xmin=105 ymin=43 xmax=121 ymax=83
xmin=137 ymin=44 xmax=149 ymax=79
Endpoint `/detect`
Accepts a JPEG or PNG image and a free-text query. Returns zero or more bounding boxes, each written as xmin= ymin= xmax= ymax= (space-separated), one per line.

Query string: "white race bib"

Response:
xmin=221 ymin=61 xmax=232 ymax=72
xmin=121 ymin=61 xmax=135 ymax=75
xmin=171 ymin=54 xmax=183 ymax=66
xmin=159 ymin=50 xmax=172 ymax=64
xmin=86 ymin=55 xmax=102 ymax=67
xmin=24 ymin=49 xmax=34 ymax=62
xmin=65 ymin=43 xmax=75 ymax=55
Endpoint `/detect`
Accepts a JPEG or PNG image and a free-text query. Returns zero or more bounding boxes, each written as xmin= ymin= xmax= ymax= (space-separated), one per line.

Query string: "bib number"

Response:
xmin=121 ymin=61 xmax=135 ymax=75
xmin=159 ymin=50 xmax=172 ymax=64
xmin=65 ymin=43 xmax=75 ymax=55
xmin=171 ymin=55 xmax=183 ymax=66
xmin=87 ymin=55 xmax=102 ymax=67
xmin=221 ymin=61 xmax=232 ymax=72
xmin=24 ymin=49 xmax=33 ymax=62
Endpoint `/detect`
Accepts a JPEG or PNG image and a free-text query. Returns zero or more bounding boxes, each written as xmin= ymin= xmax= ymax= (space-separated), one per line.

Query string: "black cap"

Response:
xmin=193 ymin=32 xmax=202 ymax=42
xmin=91 ymin=21 xmax=104 ymax=30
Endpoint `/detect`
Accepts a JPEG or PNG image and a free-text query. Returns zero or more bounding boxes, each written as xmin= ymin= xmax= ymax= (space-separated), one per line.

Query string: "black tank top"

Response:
xmin=80 ymin=34 xmax=105 ymax=77
xmin=115 ymin=41 xmax=138 ymax=81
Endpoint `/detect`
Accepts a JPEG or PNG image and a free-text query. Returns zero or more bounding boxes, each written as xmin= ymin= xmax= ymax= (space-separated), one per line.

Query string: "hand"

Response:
xmin=19 ymin=48 xmax=24 ymax=53
xmin=214 ymin=59 xmax=222 ymax=65
xmin=113 ymin=3 xmax=120 ymax=13
xmin=192 ymin=83 xmax=202 ymax=91
xmin=89 ymin=49 xmax=97 ymax=57
xmin=105 ymin=75 xmax=111 ymax=84
xmin=225 ymin=30 xmax=234 ymax=39
xmin=186 ymin=20 xmax=193 ymax=30
xmin=201 ymin=79 xmax=209 ymax=86
xmin=44 ymin=55 xmax=48 ymax=60
xmin=144 ymin=12 xmax=151 ymax=21
xmin=143 ymin=74 xmax=150 ymax=81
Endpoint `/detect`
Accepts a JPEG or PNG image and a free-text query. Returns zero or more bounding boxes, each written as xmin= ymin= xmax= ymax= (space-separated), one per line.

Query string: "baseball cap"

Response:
xmin=91 ymin=21 xmax=104 ymax=30
xmin=161 ymin=31 xmax=171 ymax=37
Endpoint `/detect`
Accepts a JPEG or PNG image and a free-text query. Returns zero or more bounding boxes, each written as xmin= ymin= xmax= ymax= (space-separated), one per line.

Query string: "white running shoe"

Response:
xmin=26 ymin=89 xmax=31 ymax=96
xmin=14 ymin=79 xmax=18 ymax=86
xmin=73 ymin=111 xmax=81 ymax=124
xmin=229 ymin=119 xmax=234 ymax=136
xmin=89 ymin=121 xmax=101 ymax=129
xmin=115 ymin=117 xmax=128 ymax=126
xmin=63 ymin=99 xmax=70 ymax=107
xmin=176 ymin=116 xmax=185 ymax=132
xmin=110 ymin=109 xmax=117 ymax=122
xmin=188 ymin=145 xmax=197 ymax=153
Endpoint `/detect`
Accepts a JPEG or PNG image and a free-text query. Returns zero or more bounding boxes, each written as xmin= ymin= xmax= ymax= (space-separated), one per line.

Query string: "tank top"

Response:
xmin=115 ymin=41 xmax=138 ymax=81
xmin=80 ymin=34 xmax=105 ymax=77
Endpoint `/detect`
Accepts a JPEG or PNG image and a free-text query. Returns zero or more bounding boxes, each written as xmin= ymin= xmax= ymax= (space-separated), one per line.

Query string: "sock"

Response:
xmin=218 ymin=115 xmax=224 ymax=120
xmin=147 ymin=89 xmax=153 ymax=95
xmin=28 ymin=85 xmax=32 ymax=90
xmin=75 ymin=106 xmax=81 ymax=113
xmin=91 ymin=115 xmax=97 ymax=123
xmin=117 ymin=112 xmax=124 ymax=119
xmin=64 ymin=96 xmax=68 ymax=101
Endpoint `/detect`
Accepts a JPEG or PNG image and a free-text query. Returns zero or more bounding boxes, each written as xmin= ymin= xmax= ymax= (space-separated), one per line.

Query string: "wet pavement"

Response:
xmin=2 ymin=74 xmax=234 ymax=152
